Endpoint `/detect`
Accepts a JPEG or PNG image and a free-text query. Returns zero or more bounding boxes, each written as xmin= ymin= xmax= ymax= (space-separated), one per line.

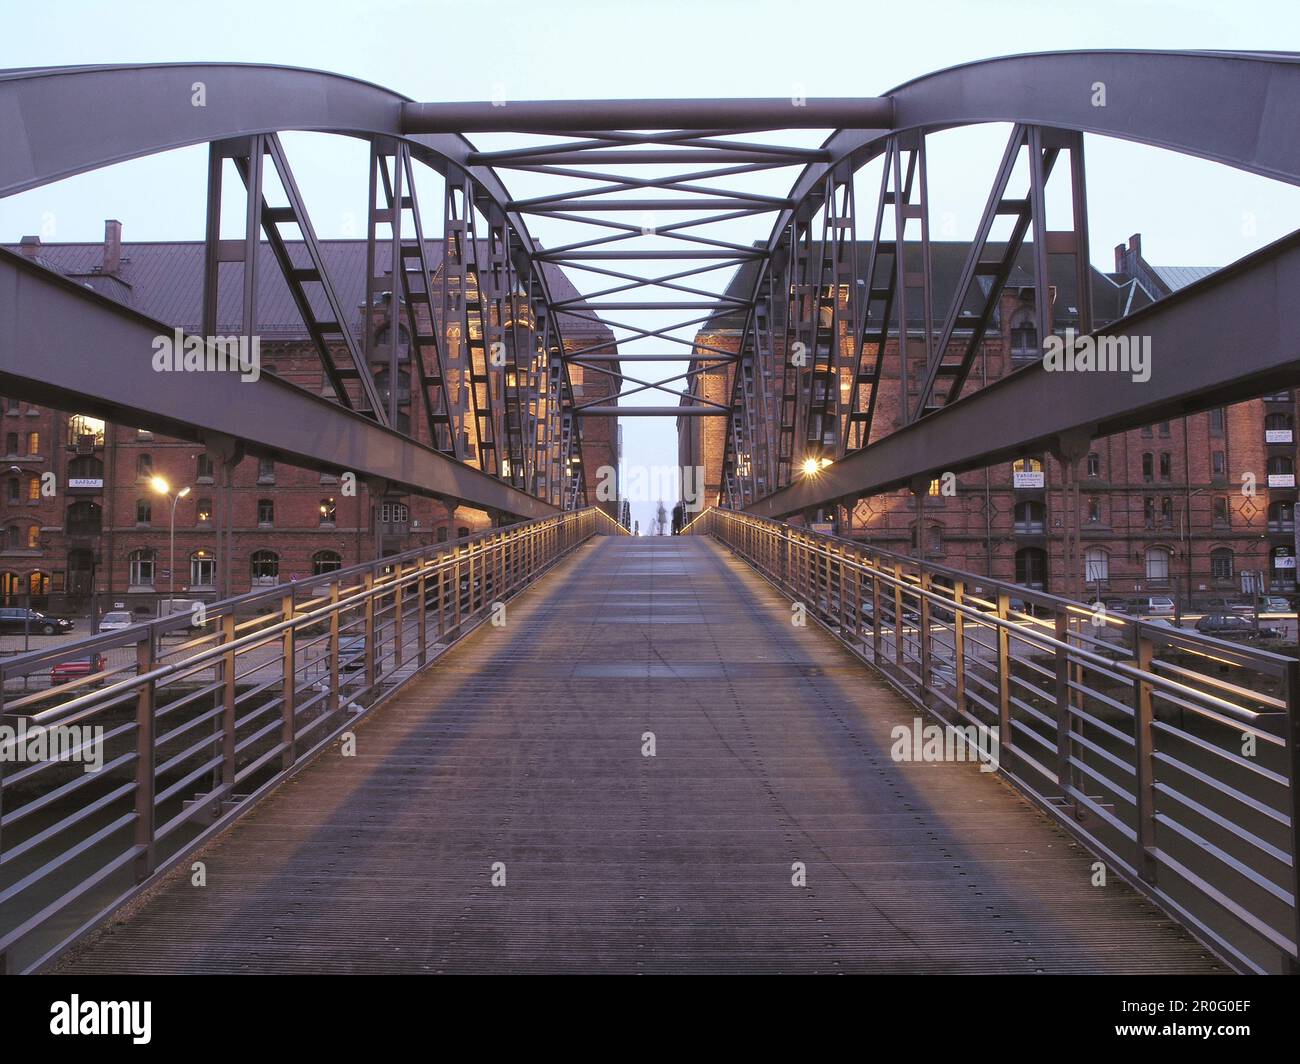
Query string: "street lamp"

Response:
xmin=152 ymin=476 xmax=191 ymax=617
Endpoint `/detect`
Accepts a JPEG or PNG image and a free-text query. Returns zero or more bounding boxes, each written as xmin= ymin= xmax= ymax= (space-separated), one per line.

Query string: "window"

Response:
xmin=67 ymin=414 xmax=105 ymax=446
xmin=190 ymin=551 xmax=216 ymax=588
xmin=457 ymin=527 xmax=469 ymax=539
xmin=436 ymin=527 xmax=448 ymax=543
xmin=26 ymin=431 xmax=40 ymax=456
xmin=1211 ymin=451 xmax=1226 ymax=478
xmin=257 ymin=499 xmax=274 ymax=527
xmin=312 ymin=551 xmax=343 ymax=576
xmin=5 ymin=478 xmax=17 ymax=503
xmin=1083 ymin=547 xmax=1109 ymax=587
xmin=1085 ymin=452 xmax=1100 ymax=477
xmin=1159 ymin=452 xmax=1171 ymax=480
xmin=1141 ymin=452 xmax=1154 ymax=482
xmin=1014 ymin=499 xmax=1045 ymax=533
xmin=1158 ymin=421 xmax=1171 ymax=437
xmin=136 ymin=499 xmax=152 ymax=525
xmin=1265 ymin=412 xmax=1293 ymax=432
xmin=1011 ymin=457 xmax=1043 ymax=488
xmin=1210 ymin=548 xmax=1234 ymax=582
xmin=1272 ymin=547 xmax=1297 ymax=588
xmin=68 ymin=454 xmax=104 ymax=485
xmin=1086 ymin=496 xmax=1100 ymax=524
xmin=1160 ymin=496 xmax=1173 ymax=528
xmin=257 ymin=458 xmax=275 ymax=484
xmin=1145 ymin=547 xmax=1171 ymax=584
xmin=319 ymin=498 xmax=337 ymax=525
xmin=1144 ymin=497 xmax=1156 ymax=528
xmin=196 ymin=498 xmax=212 ymax=525
xmin=250 ymin=550 xmax=279 ymax=585
xmin=137 ymin=453 xmax=153 ymax=478
xmin=1269 ymin=500 xmax=1295 ymax=533
xmin=128 ymin=549 xmax=155 ymax=588
xmin=1209 ymin=408 xmax=1226 ymax=435
xmin=379 ymin=501 xmax=410 ymax=524
xmin=65 ymin=500 xmax=102 ymax=537
xmin=196 ymin=454 xmax=214 ymax=481
xmin=1215 ymin=496 xmax=1232 ymax=528
xmin=1008 ymin=312 xmax=1038 ymax=363
xmin=1015 ymin=547 xmax=1048 ymax=590
xmin=1267 ymin=455 xmax=1294 ymax=475
xmin=26 ymin=476 xmax=39 ymax=501
xmin=5 ymin=433 xmax=17 ymax=455
xmin=27 ymin=525 xmax=41 ymax=550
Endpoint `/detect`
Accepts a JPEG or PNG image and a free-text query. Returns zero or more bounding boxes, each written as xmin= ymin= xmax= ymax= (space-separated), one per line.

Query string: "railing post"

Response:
xmin=871 ymin=560 xmax=883 ymax=664
xmin=952 ymin=579 xmax=967 ymax=719
xmin=453 ymin=547 xmax=462 ymax=632
xmin=996 ymin=590 xmax=1012 ymax=748
xmin=392 ymin=561 xmax=405 ymax=670
xmin=1053 ymin=610 xmax=1075 ymax=812
xmin=893 ymin=563 xmax=905 ymax=668
xmin=1132 ymin=626 xmax=1158 ymax=883
xmin=281 ymin=592 xmax=296 ymax=770
xmin=1286 ymin=656 xmax=1300 ymax=973
xmin=133 ymin=631 xmax=157 ymax=883
xmin=417 ymin=563 xmax=428 ymax=667
xmin=919 ymin=569 xmax=932 ymax=705
xmin=363 ymin=570 xmax=377 ymax=687
xmin=328 ymin=580 xmax=340 ymax=715
xmin=220 ymin=611 xmax=237 ymax=787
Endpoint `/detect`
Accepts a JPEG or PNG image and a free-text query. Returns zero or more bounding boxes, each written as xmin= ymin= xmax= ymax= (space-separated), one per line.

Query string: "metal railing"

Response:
xmin=0 ymin=506 xmax=624 ymax=973
xmin=689 ymin=506 xmax=1300 ymax=974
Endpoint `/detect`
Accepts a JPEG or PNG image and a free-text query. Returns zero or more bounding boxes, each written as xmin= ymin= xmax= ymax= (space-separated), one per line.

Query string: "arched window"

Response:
xmin=1267 ymin=455 xmax=1294 ymax=475
xmin=1265 ymin=412 xmax=1293 ymax=432
xmin=1210 ymin=548 xmax=1234 ymax=583
xmin=1015 ymin=547 xmax=1048 ymax=590
xmin=65 ymin=500 xmax=102 ymax=537
xmin=67 ymin=454 xmax=104 ymax=484
xmin=250 ymin=550 xmax=279 ymax=585
xmin=1272 ymin=547 xmax=1297 ymax=588
xmin=190 ymin=550 xmax=216 ymax=589
xmin=1141 ymin=452 xmax=1154 ymax=481
xmin=1145 ymin=547 xmax=1172 ymax=585
xmin=128 ymin=549 xmax=156 ymax=588
xmin=1011 ymin=457 xmax=1043 ymax=488
xmin=1013 ymin=500 xmax=1045 ymax=533
xmin=1083 ymin=547 xmax=1109 ymax=587
xmin=312 ymin=551 xmax=343 ymax=576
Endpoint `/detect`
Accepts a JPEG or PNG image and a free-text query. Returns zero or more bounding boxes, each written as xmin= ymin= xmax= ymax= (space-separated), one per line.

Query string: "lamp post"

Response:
xmin=152 ymin=476 xmax=190 ymax=617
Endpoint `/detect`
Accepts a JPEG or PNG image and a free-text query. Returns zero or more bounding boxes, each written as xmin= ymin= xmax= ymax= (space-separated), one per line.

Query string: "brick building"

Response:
xmin=1 ymin=222 xmax=618 ymax=615
xmin=681 ymin=235 xmax=1298 ymax=607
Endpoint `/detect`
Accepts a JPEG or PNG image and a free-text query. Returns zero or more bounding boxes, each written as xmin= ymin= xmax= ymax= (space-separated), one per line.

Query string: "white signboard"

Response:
xmin=1274 ymin=555 xmax=1296 ymax=570
xmin=1013 ymin=471 xmax=1045 ymax=489
xmin=68 ymin=478 xmax=103 ymax=489
xmin=1268 ymin=474 xmax=1296 ymax=488
xmin=1266 ymin=429 xmax=1293 ymax=444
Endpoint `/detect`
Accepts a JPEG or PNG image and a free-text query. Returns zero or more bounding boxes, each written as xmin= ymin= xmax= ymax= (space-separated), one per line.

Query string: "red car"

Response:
xmin=50 ymin=653 xmax=107 ymax=686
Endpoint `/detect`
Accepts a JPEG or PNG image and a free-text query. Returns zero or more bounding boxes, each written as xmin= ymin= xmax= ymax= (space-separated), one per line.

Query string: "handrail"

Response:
xmin=0 ymin=506 xmax=625 ymax=974
xmin=689 ymin=506 xmax=1300 ymax=975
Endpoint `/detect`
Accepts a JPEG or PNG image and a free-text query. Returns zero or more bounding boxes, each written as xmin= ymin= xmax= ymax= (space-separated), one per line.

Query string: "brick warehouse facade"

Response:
xmin=681 ymin=235 xmax=1300 ymax=607
xmin=1 ymin=222 xmax=619 ymax=615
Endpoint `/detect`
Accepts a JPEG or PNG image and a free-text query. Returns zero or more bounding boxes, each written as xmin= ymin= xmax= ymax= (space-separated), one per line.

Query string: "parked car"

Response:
xmin=1131 ymin=596 xmax=1176 ymax=616
xmin=0 ymin=607 xmax=75 ymax=636
xmin=50 ymin=652 xmax=108 ymax=686
xmin=1194 ymin=614 xmax=1284 ymax=640
xmin=1261 ymin=596 xmax=1292 ymax=614
xmin=97 ymin=610 xmax=135 ymax=633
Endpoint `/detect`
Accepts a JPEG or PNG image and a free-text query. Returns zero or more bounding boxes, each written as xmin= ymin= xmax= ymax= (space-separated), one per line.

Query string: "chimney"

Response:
xmin=1128 ymin=232 xmax=1141 ymax=261
xmin=19 ymin=234 xmax=41 ymax=260
xmin=102 ymin=218 xmax=122 ymax=275
xmin=1114 ymin=241 xmax=1126 ymax=274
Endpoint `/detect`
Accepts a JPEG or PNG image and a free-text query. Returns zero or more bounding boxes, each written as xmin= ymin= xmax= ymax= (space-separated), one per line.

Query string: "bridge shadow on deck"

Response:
xmin=57 ymin=536 xmax=1221 ymax=974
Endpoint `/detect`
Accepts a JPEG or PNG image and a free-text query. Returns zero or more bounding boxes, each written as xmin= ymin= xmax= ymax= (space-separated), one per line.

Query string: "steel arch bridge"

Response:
xmin=2 ymin=51 xmax=1300 ymax=976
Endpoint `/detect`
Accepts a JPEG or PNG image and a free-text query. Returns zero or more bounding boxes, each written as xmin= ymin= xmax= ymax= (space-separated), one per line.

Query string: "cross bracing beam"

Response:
xmin=747 ymin=230 xmax=1300 ymax=518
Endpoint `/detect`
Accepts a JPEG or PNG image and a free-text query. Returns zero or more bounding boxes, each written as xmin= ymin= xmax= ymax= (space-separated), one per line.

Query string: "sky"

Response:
xmin=3 ymin=0 xmax=1300 ymax=532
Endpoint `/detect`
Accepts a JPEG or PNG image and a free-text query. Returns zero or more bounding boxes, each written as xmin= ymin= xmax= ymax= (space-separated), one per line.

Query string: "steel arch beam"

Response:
xmin=0 ymin=245 xmax=558 ymax=520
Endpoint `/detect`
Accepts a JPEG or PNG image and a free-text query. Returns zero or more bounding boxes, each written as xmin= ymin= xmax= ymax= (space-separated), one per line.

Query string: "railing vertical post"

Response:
xmin=221 ymin=611 xmax=237 ymax=787
xmin=133 ymin=631 xmax=157 ymax=883
xmin=392 ymin=562 xmax=404 ymax=671
xmin=893 ymin=563 xmax=905 ymax=668
xmin=468 ymin=540 xmax=477 ymax=616
xmin=919 ymin=569 xmax=932 ymax=705
xmin=363 ymin=570 xmax=377 ymax=688
xmin=871 ymin=561 xmax=882 ymax=664
xmin=996 ymin=591 xmax=1012 ymax=748
xmin=1285 ymin=656 xmax=1300 ymax=973
xmin=1053 ymin=610 xmax=1075 ymax=811
xmin=453 ymin=547 xmax=463 ymax=632
xmin=952 ymin=579 xmax=967 ymax=720
xmin=328 ymin=580 xmax=340 ymax=715
xmin=281 ymin=592 xmax=296 ymax=770
xmin=417 ymin=564 xmax=428 ymax=667
xmin=852 ymin=550 xmax=864 ymax=655
xmin=1133 ymin=626 xmax=1158 ymax=883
